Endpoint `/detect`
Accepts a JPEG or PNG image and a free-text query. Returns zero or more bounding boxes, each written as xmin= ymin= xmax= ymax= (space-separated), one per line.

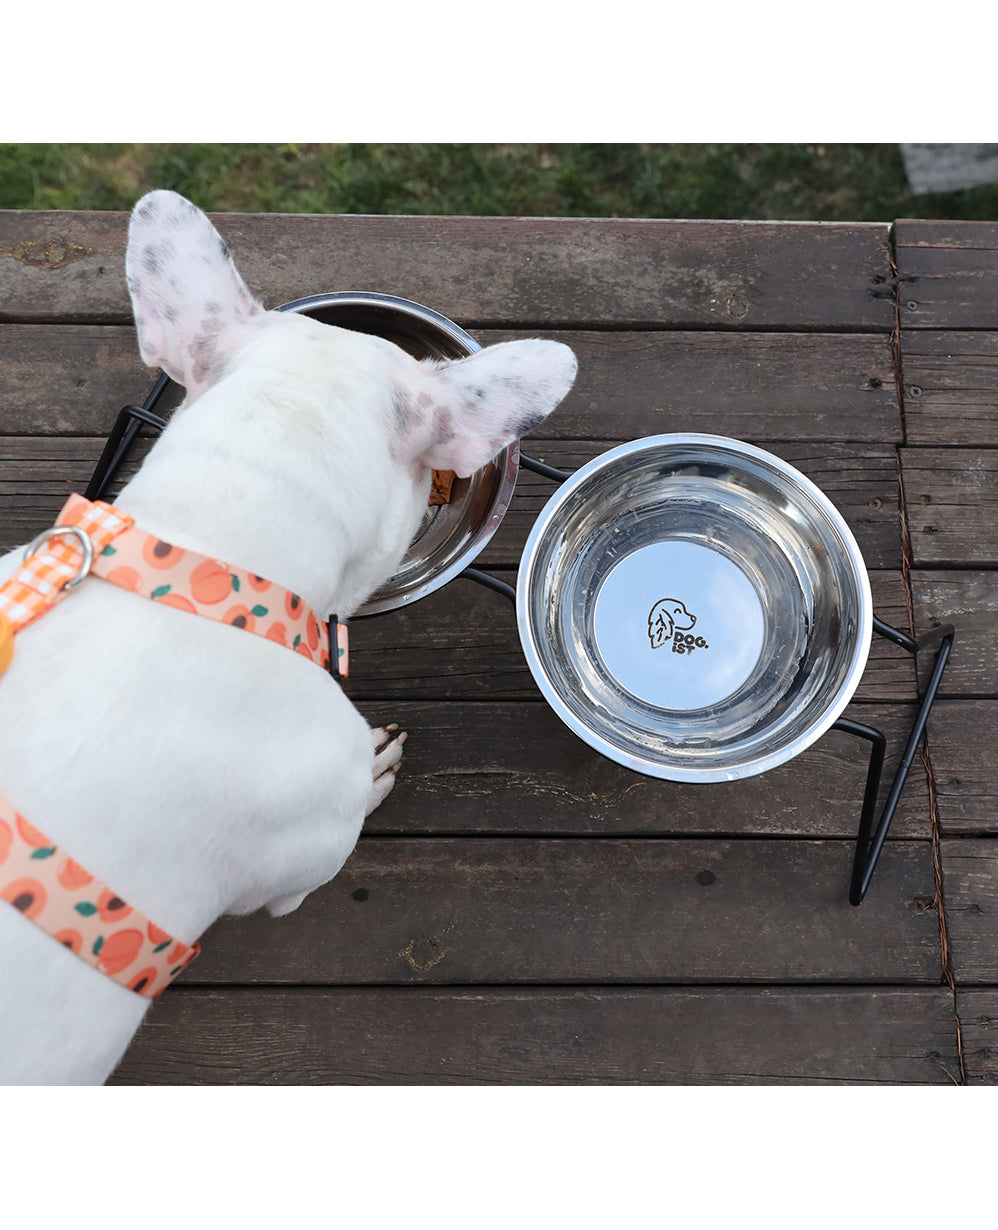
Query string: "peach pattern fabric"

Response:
xmin=0 ymin=494 xmax=348 ymax=677
xmin=0 ymin=795 xmax=200 ymax=998
xmin=0 ymin=493 xmax=349 ymax=998
xmin=63 ymin=494 xmax=340 ymax=674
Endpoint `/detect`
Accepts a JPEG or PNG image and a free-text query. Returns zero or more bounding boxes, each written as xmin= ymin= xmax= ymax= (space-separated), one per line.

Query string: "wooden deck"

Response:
xmin=2 ymin=209 xmax=996 ymax=1084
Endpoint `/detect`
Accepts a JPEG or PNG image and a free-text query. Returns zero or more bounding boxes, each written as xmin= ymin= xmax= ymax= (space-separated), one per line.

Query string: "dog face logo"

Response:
xmin=648 ymin=598 xmax=710 ymax=655
xmin=647 ymin=598 xmax=696 ymax=648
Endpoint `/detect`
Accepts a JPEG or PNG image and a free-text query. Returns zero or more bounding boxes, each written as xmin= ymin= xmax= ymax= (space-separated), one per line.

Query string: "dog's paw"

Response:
xmin=366 ymin=724 xmax=406 ymax=816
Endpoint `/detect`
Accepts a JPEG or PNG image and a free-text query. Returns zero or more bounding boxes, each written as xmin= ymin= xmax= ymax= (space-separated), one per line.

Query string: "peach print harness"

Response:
xmin=0 ymin=494 xmax=348 ymax=999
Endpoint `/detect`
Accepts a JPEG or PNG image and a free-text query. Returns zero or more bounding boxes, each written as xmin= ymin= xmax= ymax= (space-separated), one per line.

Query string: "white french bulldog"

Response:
xmin=0 ymin=190 xmax=577 ymax=1084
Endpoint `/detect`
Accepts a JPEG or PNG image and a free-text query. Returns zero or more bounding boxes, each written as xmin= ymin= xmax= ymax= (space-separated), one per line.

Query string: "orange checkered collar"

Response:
xmin=0 ymin=494 xmax=348 ymax=678
xmin=0 ymin=494 xmax=348 ymax=998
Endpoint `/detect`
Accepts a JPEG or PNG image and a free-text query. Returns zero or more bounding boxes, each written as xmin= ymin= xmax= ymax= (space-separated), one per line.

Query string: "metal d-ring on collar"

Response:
xmin=23 ymin=525 xmax=95 ymax=592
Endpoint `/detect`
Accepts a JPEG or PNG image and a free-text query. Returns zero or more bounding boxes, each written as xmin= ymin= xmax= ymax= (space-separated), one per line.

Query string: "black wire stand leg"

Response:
xmin=459 ymin=567 xmax=516 ymax=604
xmin=835 ymin=617 xmax=955 ymax=906
xmin=457 ymin=455 xmax=564 ymax=605
xmin=85 ymin=374 xmax=171 ymax=502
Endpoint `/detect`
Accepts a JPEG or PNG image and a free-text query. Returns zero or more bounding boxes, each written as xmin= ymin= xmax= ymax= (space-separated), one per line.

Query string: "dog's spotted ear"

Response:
xmin=125 ymin=190 xmax=264 ymax=396
xmin=396 ymin=339 xmax=577 ymax=478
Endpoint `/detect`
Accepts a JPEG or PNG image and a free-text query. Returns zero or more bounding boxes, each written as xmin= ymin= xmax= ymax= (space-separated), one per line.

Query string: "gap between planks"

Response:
xmin=890 ymin=221 xmax=967 ymax=1079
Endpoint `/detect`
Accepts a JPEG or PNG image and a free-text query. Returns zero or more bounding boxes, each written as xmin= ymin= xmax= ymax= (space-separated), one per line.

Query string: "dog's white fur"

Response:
xmin=0 ymin=191 xmax=576 ymax=1084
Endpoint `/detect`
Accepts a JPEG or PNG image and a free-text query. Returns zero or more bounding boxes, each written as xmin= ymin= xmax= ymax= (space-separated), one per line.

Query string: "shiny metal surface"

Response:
xmin=24 ymin=525 xmax=95 ymax=591
xmin=516 ymin=434 xmax=873 ymax=782
xmin=276 ymin=292 xmax=519 ymax=616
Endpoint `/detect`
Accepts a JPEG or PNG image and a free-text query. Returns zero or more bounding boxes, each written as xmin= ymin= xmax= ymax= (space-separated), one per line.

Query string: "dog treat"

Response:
xmin=429 ymin=469 xmax=456 ymax=506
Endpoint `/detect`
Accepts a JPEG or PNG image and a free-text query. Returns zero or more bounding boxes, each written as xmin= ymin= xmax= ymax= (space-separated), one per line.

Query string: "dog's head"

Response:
xmin=124 ymin=190 xmax=577 ymax=611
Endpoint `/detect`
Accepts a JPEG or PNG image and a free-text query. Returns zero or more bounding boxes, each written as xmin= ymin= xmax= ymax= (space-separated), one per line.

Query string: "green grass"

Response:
xmin=2 ymin=143 xmax=998 ymax=221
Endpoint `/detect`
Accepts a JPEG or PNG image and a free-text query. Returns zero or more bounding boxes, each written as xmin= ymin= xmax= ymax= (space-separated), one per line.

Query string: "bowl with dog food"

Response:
xmin=277 ymin=291 xmax=518 ymax=616
xmin=515 ymin=433 xmax=873 ymax=782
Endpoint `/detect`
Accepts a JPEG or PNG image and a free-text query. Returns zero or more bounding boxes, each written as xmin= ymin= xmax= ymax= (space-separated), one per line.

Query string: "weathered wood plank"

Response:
xmin=481 ymin=330 xmax=899 ymax=441
xmin=182 ymin=837 xmax=941 ymax=985
xmin=895 ymin=221 xmax=998 ymax=330
xmin=108 ymin=986 xmax=960 ymax=1085
xmin=925 ymin=700 xmax=998 ymax=834
xmin=0 ymin=324 xmax=180 ymax=435
xmin=939 ymin=838 xmax=998 ymax=983
xmin=911 ymin=571 xmax=998 ymax=697
xmin=0 ymin=435 xmax=904 ymax=571
xmin=0 ymin=211 xmax=895 ymax=330
xmin=0 ymin=437 xmax=160 ymax=557
xmin=896 ymin=221 xmax=998 ymax=248
xmin=0 ymin=436 xmax=148 ymax=551
xmin=898 ymin=331 xmax=998 ymax=446
xmin=0 ymin=324 xmax=900 ymax=441
xmin=342 ymin=568 xmax=916 ymax=703
xmin=902 ymin=448 xmax=998 ymax=566
xmin=358 ymin=700 xmax=930 ymax=839
xmin=954 ymin=990 xmax=998 ymax=1084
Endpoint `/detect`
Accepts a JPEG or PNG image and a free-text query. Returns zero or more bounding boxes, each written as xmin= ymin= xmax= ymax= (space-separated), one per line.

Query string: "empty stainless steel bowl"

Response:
xmin=516 ymin=434 xmax=873 ymax=782
xmin=276 ymin=291 xmax=518 ymax=616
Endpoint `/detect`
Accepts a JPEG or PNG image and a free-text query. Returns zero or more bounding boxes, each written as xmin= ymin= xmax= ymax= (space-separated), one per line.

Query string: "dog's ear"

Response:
xmin=125 ymin=190 xmax=265 ymax=395
xmin=397 ymin=339 xmax=577 ymax=478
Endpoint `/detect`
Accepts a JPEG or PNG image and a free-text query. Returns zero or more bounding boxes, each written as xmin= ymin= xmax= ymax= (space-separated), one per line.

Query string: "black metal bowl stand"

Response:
xmin=86 ymin=388 xmax=955 ymax=908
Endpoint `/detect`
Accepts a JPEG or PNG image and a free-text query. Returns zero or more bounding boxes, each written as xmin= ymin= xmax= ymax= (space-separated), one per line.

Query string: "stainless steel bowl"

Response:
xmin=516 ymin=434 xmax=873 ymax=782
xmin=276 ymin=292 xmax=518 ymax=616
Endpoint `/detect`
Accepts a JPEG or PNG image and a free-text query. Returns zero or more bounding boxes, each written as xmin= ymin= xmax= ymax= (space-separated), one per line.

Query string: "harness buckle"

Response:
xmin=23 ymin=525 xmax=96 ymax=591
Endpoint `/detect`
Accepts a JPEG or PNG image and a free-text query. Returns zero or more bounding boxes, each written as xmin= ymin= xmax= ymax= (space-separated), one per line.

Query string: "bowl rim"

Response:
xmin=275 ymin=290 xmax=482 ymax=357
xmin=515 ymin=432 xmax=875 ymax=782
xmin=275 ymin=291 xmax=520 ymax=616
